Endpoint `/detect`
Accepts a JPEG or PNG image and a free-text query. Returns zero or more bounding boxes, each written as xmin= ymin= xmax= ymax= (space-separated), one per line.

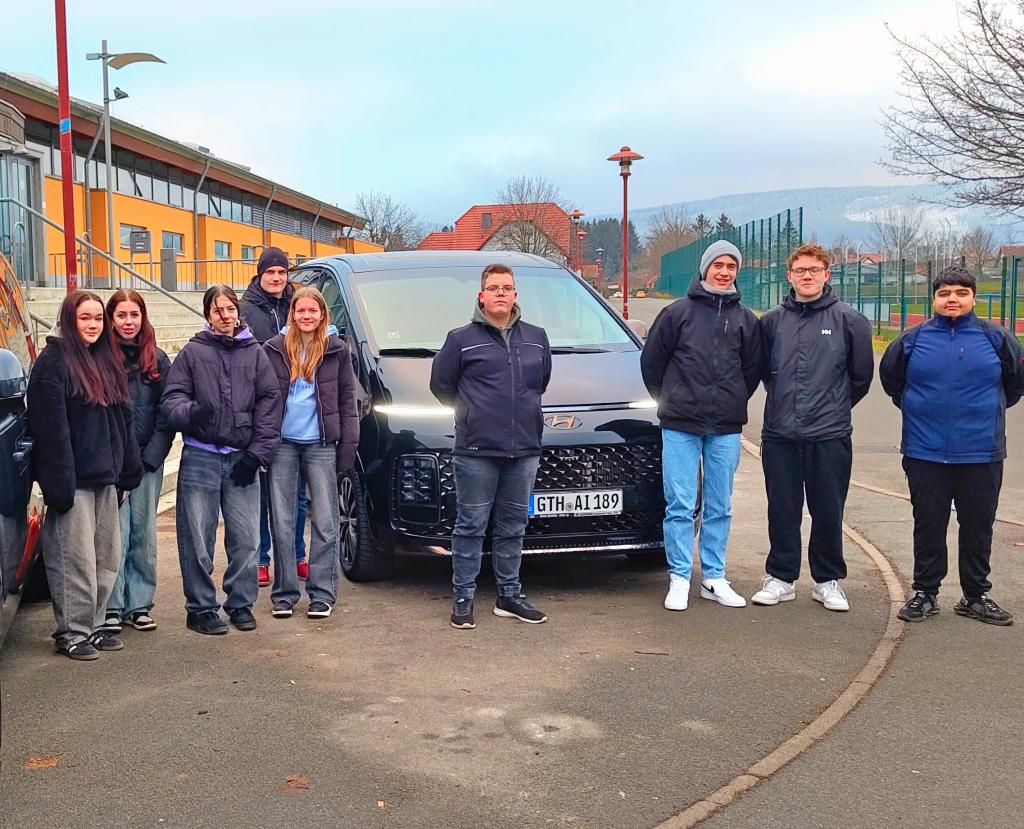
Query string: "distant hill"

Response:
xmin=597 ymin=185 xmax=1020 ymax=245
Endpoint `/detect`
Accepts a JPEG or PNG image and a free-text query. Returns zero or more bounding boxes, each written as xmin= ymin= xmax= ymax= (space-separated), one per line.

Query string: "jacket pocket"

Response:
xmin=518 ymin=342 xmax=546 ymax=390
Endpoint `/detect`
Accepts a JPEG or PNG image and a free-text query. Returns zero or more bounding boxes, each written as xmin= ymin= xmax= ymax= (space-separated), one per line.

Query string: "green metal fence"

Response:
xmin=657 ymin=208 xmax=804 ymax=308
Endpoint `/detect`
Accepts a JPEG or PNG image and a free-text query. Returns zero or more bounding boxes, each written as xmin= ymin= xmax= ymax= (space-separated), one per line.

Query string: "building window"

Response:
xmin=120 ymin=223 xmax=146 ymax=249
xmin=162 ymin=231 xmax=184 ymax=254
xmin=241 ymin=245 xmax=257 ymax=262
xmin=214 ymin=241 xmax=231 ymax=259
xmin=482 ymin=212 xmax=492 ymax=229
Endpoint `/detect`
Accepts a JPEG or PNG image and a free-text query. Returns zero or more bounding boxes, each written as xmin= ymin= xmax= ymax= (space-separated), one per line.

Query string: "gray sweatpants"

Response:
xmin=42 ymin=486 xmax=122 ymax=647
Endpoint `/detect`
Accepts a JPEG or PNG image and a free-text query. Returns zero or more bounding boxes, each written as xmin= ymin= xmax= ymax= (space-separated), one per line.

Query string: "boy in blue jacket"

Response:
xmin=880 ymin=266 xmax=1024 ymax=626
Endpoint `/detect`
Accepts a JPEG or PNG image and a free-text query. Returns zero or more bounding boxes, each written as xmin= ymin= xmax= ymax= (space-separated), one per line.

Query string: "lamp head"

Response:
xmin=113 ymin=87 xmax=129 ymax=101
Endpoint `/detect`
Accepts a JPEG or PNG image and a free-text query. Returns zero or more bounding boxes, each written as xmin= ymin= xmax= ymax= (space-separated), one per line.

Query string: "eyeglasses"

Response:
xmin=791 ymin=266 xmax=827 ymax=276
xmin=483 ymin=286 xmax=515 ymax=295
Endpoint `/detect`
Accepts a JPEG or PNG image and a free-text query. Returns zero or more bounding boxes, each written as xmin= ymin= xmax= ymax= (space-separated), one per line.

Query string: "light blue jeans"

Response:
xmin=108 ymin=464 xmax=163 ymax=617
xmin=662 ymin=429 xmax=741 ymax=582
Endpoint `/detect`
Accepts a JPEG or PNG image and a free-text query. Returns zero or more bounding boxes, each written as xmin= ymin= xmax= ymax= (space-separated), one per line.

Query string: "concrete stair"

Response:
xmin=26 ymin=287 xmax=206 ymax=356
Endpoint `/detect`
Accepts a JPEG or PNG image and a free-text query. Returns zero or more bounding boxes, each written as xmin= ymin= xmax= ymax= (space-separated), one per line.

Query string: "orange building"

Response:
xmin=0 ymin=71 xmax=381 ymax=291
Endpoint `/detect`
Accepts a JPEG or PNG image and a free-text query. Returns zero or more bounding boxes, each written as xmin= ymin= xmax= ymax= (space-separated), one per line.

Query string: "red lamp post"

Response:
xmin=607 ymin=145 xmax=643 ymax=319
xmin=568 ymin=208 xmax=584 ymax=272
xmin=54 ymin=0 xmax=78 ymax=292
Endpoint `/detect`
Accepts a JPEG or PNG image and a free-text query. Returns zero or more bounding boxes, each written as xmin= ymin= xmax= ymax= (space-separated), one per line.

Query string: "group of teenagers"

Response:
xmin=28 ymin=247 xmax=357 ymax=660
xmin=24 ymin=239 xmax=1024 ymax=660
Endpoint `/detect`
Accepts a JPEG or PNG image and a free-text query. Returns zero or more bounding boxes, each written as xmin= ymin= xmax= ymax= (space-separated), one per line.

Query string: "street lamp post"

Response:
xmin=86 ymin=42 xmax=164 ymax=277
xmin=568 ymin=208 xmax=584 ymax=273
xmin=607 ymin=146 xmax=643 ymax=320
xmin=576 ymin=228 xmax=587 ymax=276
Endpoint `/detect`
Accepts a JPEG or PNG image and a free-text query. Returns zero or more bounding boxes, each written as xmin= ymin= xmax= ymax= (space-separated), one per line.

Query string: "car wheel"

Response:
xmin=338 ymin=469 xmax=394 ymax=582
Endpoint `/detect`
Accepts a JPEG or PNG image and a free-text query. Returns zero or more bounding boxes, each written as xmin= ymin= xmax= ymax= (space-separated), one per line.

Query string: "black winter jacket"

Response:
xmin=27 ymin=338 xmax=143 ymax=512
xmin=264 ymin=334 xmax=360 ymax=472
xmin=120 ymin=340 xmax=175 ymax=471
xmin=758 ymin=286 xmax=874 ymax=442
xmin=641 ymin=279 xmax=763 ymax=435
xmin=429 ymin=305 xmax=552 ymax=458
xmin=160 ymin=326 xmax=282 ymax=466
xmin=239 ymin=275 xmax=294 ymax=344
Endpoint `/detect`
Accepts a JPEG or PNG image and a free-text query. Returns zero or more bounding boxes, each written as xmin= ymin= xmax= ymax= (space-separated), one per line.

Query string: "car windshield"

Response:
xmin=352 ymin=266 xmax=635 ymax=353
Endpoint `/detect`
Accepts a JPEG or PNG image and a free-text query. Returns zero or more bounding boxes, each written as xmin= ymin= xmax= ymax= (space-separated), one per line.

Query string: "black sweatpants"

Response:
xmin=902 ymin=457 xmax=1002 ymax=599
xmin=761 ymin=437 xmax=852 ymax=583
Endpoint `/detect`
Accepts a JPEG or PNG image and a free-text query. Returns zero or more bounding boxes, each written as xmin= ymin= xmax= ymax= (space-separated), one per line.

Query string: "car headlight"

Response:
xmin=375 ymin=404 xmax=454 ymax=417
xmin=628 ymin=398 xmax=657 ymax=409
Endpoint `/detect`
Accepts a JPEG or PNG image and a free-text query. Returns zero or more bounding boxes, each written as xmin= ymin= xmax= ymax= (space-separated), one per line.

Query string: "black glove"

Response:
xmin=229 ymin=452 xmax=261 ymax=487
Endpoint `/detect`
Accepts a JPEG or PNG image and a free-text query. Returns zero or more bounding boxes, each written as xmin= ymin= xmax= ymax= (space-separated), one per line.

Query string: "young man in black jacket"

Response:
xmin=430 ymin=263 xmax=552 ymax=629
xmin=752 ymin=243 xmax=873 ymax=612
xmin=641 ymin=240 xmax=763 ymax=611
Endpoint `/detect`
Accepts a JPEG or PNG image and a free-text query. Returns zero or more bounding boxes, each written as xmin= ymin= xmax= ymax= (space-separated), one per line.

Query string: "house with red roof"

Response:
xmin=419 ymin=202 xmax=572 ymax=263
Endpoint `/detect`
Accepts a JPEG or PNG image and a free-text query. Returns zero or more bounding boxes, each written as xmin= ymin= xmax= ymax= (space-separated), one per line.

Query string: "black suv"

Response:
xmin=290 ymin=251 xmax=665 ymax=582
xmin=0 ymin=252 xmax=41 ymax=647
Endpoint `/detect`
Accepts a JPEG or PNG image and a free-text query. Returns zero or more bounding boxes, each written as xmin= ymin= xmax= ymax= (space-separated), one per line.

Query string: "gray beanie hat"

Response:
xmin=699 ymin=240 xmax=742 ymax=278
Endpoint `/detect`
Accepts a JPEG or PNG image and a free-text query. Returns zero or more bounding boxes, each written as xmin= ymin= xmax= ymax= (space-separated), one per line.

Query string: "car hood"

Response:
xmin=375 ymin=351 xmax=651 ymax=409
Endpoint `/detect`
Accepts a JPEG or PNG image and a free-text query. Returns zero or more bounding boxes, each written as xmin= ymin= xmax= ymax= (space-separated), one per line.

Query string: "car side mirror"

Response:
xmin=0 ymin=349 xmax=27 ymax=402
xmin=625 ymin=319 xmax=648 ymax=340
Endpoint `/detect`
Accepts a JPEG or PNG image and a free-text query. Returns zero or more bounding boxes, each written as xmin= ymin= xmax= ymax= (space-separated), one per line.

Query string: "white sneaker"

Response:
xmin=700 ymin=578 xmax=747 ymax=608
xmin=664 ymin=574 xmax=690 ymax=611
xmin=812 ymin=580 xmax=849 ymax=612
xmin=751 ymin=575 xmax=796 ymax=606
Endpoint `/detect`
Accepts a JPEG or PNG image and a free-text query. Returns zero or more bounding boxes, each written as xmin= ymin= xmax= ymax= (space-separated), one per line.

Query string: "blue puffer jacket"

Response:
xmin=429 ymin=303 xmax=552 ymax=458
xmin=879 ymin=312 xmax=1024 ymax=463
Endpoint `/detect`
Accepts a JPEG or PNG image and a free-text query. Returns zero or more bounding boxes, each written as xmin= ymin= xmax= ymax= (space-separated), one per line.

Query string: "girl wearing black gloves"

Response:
xmin=98 ymin=289 xmax=175 ymax=634
xmin=160 ymin=285 xmax=280 ymax=635
xmin=27 ymin=290 xmax=142 ymax=660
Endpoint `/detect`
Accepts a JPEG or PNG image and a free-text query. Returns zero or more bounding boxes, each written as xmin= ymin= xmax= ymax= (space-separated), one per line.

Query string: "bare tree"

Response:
xmin=882 ymin=1 xmax=1024 ymax=218
xmin=491 ymin=175 xmax=571 ymax=262
xmin=871 ymin=204 xmax=929 ymax=283
xmin=639 ymin=205 xmax=698 ymax=274
xmin=957 ymin=225 xmax=1000 ymax=274
xmin=828 ymin=233 xmax=857 ymax=265
xmin=354 ymin=191 xmax=425 ymax=251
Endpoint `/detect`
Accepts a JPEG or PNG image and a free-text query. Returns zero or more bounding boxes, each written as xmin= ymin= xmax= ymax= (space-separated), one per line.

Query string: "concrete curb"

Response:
xmin=847 ymin=477 xmax=1024 ymax=529
xmin=653 ymin=437 xmax=908 ymax=829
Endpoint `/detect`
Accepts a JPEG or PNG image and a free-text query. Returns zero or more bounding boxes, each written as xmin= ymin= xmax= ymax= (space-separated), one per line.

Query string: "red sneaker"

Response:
xmin=257 ymin=564 xmax=270 ymax=587
xmin=296 ymin=559 xmax=309 ymax=581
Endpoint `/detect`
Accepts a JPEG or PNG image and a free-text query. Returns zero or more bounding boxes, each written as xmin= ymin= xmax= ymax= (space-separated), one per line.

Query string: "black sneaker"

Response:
xmin=954 ymin=594 xmax=1014 ymax=626
xmin=228 ymin=607 xmax=258 ymax=631
xmin=89 ymin=630 xmax=125 ymax=651
xmin=271 ymin=601 xmax=294 ymax=618
xmin=494 ymin=595 xmax=547 ymax=624
xmin=451 ymin=597 xmax=476 ymax=629
xmin=98 ymin=613 xmax=122 ymax=633
xmin=186 ymin=611 xmax=229 ymax=636
xmin=897 ymin=591 xmax=939 ymax=623
xmin=307 ymin=601 xmax=332 ymax=619
xmin=57 ymin=638 xmax=100 ymax=661
xmin=127 ymin=611 xmax=157 ymax=631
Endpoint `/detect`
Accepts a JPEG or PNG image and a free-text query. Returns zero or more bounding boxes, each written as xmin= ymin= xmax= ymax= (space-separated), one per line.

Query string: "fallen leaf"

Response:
xmin=288 ymin=680 xmax=296 ymax=685
xmin=377 ymin=800 xmax=386 ymax=810
xmin=617 ymin=790 xmax=628 ymax=799
xmin=275 ymin=650 xmax=288 ymax=657
xmin=277 ymin=774 xmax=309 ymax=795
xmin=26 ymin=755 xmax=61 ymax=769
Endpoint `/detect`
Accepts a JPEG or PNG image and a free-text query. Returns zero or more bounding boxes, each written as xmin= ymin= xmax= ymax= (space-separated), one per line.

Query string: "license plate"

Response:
xmin=529 ymin=489 xmax=623 ymax=518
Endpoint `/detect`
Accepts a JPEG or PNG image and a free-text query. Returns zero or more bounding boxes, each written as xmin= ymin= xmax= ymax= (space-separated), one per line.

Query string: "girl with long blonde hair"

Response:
xmin=263 ymin=287 xmax=359 ymax=618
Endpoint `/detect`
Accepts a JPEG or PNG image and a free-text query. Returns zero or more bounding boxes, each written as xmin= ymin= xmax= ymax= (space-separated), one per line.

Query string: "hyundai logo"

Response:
xmin=544 ymin=415 xmax=582 ymax=430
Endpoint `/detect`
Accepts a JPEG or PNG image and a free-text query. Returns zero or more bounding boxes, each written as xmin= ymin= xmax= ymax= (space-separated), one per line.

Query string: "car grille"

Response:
xmin=410 ymin=443 xmax=663 ymax=538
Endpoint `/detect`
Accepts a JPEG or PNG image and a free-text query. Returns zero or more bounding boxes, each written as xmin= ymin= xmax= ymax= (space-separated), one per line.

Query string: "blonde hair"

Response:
xmin=284 ymin=286 xmax=329 ymax=382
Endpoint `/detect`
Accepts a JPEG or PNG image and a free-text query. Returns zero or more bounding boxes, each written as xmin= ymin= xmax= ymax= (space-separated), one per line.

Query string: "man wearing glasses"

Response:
xmin=430 ymin=263 xmax=552 ymax=629
xmin=752 ymin=243 xmax=873 ymax=613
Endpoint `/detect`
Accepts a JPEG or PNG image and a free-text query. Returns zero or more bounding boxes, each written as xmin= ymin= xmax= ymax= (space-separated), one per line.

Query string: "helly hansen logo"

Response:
xmin=821 ymin=329 xmax=832 ymax=335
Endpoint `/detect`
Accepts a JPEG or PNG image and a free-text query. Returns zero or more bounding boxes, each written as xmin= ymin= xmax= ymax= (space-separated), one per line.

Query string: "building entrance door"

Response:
xmin=0 ymin=154 xmax=39 ymax=288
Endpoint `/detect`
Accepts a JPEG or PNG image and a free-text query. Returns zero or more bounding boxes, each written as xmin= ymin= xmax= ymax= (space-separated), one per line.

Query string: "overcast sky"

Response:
xmin=4 ymin=0 xmax=961 ymax=224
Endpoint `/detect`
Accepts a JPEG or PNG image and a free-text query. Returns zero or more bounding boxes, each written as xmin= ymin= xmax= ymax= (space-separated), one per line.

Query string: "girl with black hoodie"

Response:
xmin=99 ymin=289 xmax=175 ymax=634
xmin=28 ymin=290 xmax=142 ymax=661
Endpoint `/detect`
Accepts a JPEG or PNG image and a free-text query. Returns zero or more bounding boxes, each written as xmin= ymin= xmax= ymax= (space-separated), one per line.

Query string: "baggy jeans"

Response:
xmin=451 ymin=454 xmax=540 ymax=601
xmin=176 ymin=446 xmax=260 ymax=615
xmin=662 ymin=429 xmax=741 ymax=582
xmin=108 ymin=464 xmax=163 ymax=617
xmin=42 ymin=486 xmax=122 ymax=647
xmin=268 ymin=441 xmax=340 ymax=607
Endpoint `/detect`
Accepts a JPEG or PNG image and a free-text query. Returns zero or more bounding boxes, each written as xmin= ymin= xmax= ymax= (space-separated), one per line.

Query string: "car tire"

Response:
xmin=338 ymin=469 xmax=394 ymax=582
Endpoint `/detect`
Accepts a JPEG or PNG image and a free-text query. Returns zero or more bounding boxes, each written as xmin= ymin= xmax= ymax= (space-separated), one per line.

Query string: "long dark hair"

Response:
xmin=106 ymin=289 xmax=160 ymax=381
xmin=56 ymin=290 xmax=129 ymax=406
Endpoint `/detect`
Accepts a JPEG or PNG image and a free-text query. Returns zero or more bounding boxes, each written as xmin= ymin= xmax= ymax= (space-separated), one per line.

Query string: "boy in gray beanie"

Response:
xmin=641 ymin=239 xmax=763 ymax=612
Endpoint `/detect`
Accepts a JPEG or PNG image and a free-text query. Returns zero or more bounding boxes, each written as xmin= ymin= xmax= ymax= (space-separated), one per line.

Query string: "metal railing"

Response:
xmin=0 ymin=196 xmax=203 ymax=318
